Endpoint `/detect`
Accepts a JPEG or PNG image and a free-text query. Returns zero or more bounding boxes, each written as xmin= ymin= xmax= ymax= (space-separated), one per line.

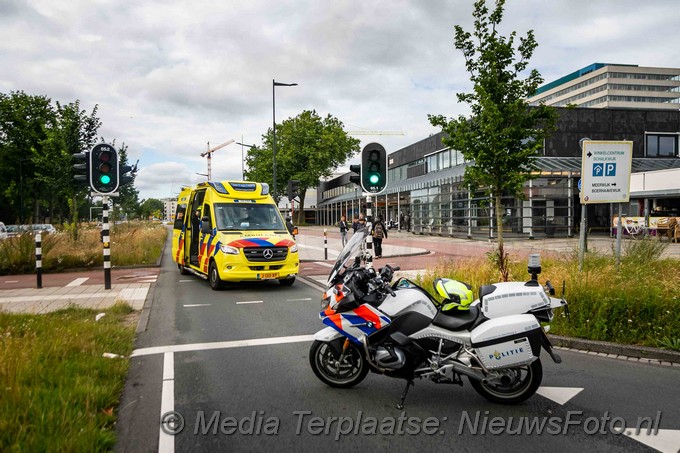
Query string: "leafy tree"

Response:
xmin=0 ymin=91 xmax=55 ymax=224
xmin=245 ymin=110 xmax=360 ymax=224
xmin=428 ymin=0 xmax=557 ymax=279
xmin=38 ymin=100 xmax=101 ymax=238
xmin=139 ymin=198 xmax=164 ymax=220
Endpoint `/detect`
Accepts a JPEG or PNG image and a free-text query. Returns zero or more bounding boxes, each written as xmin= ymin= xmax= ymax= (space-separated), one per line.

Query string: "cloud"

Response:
xmin=1 ymin=0 xmax=678 ymax=201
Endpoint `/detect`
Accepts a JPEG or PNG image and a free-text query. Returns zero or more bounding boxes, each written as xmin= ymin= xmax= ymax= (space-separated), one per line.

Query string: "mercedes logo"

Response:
xmin=263 ymin=249 xmax=274 ymax=260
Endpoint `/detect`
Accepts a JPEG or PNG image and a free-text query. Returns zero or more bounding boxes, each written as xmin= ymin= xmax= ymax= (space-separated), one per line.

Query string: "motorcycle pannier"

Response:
xmin=470 ymin=314 xmax=543 ymax=370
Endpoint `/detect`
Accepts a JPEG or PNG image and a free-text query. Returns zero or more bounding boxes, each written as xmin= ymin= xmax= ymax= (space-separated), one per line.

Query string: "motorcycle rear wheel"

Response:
xmin=469 ymin=359 xmax=543 ymax=404
xmin=309 ymin=340 xmax=368 ymax=388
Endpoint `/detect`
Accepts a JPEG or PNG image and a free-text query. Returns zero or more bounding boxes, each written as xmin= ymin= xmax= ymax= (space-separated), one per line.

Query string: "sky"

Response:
xmin=1 ymin=0 xmax=679 ymax=200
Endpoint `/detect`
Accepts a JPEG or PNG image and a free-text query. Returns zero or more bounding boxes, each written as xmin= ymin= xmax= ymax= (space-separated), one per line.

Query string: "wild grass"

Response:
xmin=0 ymin=222 xmax=167 ymax=274
xmin=0 ymin=303 xmax=136 ymax=451
xmin=414 ymin=238 xmax=680 ymax=348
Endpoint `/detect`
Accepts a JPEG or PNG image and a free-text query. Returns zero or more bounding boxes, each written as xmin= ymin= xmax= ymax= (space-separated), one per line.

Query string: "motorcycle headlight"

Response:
xmin=219 ymin=244 xmax=239 ymax=255
xmin=320 ymin=297 xmax=330 ymax=311
xmin=290 ymin=244 xmax=298 ymax=253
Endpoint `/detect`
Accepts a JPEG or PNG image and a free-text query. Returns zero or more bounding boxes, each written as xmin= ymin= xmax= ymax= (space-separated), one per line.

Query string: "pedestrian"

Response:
xmin=351 ymin=216 xmax=359 ymax=233
xmin=404 ymin=213 xmax=411 ymax=232
xmin=339 ymin=215 xmax=348 ymax=247
xmin=372 ymin=215 xmax=387 ymax=258
xmin=358 ymin=214 xmax=366 ymax=231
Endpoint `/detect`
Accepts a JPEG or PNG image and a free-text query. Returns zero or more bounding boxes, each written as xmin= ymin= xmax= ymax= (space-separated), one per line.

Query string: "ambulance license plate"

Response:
xmin=257 ymin=272 xmax=279 ymax=280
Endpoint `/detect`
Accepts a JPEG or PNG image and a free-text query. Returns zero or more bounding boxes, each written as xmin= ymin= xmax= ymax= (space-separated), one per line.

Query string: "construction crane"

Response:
xmin=346 ymin=130 xmax=404 ymax=136
xmin=200 ymin=139 xmax=235 ymax=180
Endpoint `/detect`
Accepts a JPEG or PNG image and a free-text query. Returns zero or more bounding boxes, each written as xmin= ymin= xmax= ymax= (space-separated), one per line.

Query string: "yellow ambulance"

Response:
xmin=172 ymin=181 xmax=299 ymax=289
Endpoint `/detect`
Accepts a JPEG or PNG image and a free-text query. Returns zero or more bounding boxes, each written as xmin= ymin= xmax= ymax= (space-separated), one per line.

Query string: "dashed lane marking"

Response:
xmin=183 ymin=304 xmax=211 ymax=307
xmin=236 ymin=300 xmax=263 ymax=305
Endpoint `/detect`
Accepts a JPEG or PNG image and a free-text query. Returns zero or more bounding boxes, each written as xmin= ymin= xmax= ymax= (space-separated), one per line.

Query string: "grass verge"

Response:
xmin=0 ymin=303 xmax=136 ymax=451
xmin=414 ymin=238 xmax=680 ymax=349
xmin=0 ymin=222 xmax=167 ymax=274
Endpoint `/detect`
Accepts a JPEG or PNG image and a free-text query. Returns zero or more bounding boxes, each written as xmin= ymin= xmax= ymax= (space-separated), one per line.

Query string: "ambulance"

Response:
xmin=172 ymin=181 xmax=299 ymax=289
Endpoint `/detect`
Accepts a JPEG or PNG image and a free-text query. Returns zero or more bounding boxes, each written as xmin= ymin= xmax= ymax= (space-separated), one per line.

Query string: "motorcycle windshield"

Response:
xmin=328 ymin=227 xmax=369 ymax=284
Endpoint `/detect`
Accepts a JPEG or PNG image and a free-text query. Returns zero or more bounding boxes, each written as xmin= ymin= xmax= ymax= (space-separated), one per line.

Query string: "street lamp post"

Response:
xmin=236 ymin=140 xmax=256 ymax=180
xmin=272 ymin=79 xmax=297 ymax=200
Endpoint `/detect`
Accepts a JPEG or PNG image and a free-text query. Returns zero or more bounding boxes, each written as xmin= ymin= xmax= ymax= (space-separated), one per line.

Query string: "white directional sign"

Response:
xmin=580 ymin=141 xmax=633 ymax=204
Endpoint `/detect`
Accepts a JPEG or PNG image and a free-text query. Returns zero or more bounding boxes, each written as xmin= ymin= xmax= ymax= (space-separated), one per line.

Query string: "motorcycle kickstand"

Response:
xmin=396 ymin=379 xmax=414 ymax=410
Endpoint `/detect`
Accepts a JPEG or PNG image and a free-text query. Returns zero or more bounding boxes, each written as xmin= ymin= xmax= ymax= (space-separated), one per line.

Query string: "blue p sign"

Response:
xmin=605 ymin=163 xmax=616 ymax=176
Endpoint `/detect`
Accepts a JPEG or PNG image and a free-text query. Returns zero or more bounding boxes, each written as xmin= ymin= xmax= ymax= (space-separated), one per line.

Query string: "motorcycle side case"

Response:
xmin=470 ymin=314 xmax=542 ymax=369
xmin=480 ymin=281 xmax=551 ymax=319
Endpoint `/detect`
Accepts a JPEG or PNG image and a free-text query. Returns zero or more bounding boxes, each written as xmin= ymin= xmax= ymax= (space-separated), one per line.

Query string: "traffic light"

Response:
xmin=73 ymin=152 xmax=89 ymax=185
xmin=361 ymin=143 xmax=387 ymax=194
xmin=119 ymin=162 xmax=135 ymax=187
xmin=349 ymin=164 xmax=361 ymax=187
xmin=90 ymin=143 xmax=118 ymax=194
xmin=287 ymin=179 xmax=300 ymax=200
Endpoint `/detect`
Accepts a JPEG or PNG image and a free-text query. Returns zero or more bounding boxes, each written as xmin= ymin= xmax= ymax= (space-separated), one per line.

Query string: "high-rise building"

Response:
xmin=528 ymin=63 xmax=680 ymax=109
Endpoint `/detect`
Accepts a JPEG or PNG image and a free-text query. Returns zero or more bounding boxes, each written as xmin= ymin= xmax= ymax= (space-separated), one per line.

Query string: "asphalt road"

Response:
xmin=116 ymin=238 xmax=680 ymax=453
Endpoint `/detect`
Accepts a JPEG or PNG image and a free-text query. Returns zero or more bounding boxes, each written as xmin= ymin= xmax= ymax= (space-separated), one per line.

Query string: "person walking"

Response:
xmin=351 ymin=216 xmax=359 ymax=234
xmin=339 ymin=215 xmax=349 ymax=247
xmin=372 ymin=215 xmax=388 ymax=258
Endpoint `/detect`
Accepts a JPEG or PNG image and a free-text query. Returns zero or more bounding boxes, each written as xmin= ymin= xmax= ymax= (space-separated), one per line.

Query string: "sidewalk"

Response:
xmin=0 ymin=283 xmax=151 ymax=314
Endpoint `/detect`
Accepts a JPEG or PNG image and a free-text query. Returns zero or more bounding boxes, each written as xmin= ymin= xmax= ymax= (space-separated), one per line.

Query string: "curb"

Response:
xmin=549 ymin=334 xmax=680 ymax=365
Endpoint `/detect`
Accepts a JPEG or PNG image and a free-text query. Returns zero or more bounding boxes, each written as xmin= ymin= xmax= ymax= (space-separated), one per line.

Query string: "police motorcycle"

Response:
xmin=309 ymin=227 xmax=568 ymax=408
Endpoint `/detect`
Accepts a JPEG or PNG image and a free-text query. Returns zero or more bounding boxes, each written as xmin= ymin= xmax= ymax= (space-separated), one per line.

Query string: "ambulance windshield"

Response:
xmin=214 ymin=203 xmax=286 ymax=231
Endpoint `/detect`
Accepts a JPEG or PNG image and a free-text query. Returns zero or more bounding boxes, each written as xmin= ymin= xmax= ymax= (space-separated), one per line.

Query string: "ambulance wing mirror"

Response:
xmin=201 ymin=216 xmax=212 ymax=234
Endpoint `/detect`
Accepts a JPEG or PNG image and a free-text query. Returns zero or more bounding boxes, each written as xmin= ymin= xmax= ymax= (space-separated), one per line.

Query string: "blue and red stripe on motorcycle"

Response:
xmin=319 ymin=305 xmax=391 ymax=345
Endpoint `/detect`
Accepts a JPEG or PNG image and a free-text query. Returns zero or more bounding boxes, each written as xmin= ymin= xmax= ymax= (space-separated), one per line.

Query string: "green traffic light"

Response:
xmin=99 ymin=174 xmax=111 ymax=185
xmin=369 ymin=173 xmax=380 ymax=184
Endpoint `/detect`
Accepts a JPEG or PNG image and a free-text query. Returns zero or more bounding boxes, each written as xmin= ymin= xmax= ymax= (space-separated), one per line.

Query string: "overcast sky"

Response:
xmin=1 ymin=0 xmax=679 ymax=200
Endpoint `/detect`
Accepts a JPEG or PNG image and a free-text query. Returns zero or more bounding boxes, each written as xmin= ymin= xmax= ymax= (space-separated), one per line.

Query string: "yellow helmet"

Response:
xmin=434 ymin=278 xmax=474 ymax=311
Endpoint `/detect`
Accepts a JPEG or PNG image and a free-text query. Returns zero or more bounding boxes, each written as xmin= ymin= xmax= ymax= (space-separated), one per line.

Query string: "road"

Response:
xmin=115 ymin=234 xmax=680 ymax=453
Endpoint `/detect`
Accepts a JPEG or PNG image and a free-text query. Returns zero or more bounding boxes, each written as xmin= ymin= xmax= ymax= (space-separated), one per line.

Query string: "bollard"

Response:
xmin=323 ymin=228 xmax=328 ymax=260
xmin=102 ymin=199 xmax=111 ymax=290
xmin=35 ymin=232 xmax=42 ymax=288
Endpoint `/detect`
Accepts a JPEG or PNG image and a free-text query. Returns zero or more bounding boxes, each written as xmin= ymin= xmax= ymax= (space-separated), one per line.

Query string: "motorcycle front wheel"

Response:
xmin=309 ymin=340 xmax=368 ymax=388
xmin=469 ymin=359 xmax=543 ymax=404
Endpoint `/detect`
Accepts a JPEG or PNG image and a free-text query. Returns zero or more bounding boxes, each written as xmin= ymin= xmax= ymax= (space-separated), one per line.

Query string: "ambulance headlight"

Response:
xmin=290 ymin=244 xmax=298 ymax=253
xmin=220 ymin=245 xmax=239 ymax=255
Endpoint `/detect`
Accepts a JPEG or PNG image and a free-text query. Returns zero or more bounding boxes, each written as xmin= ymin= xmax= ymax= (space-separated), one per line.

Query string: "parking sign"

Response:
xmin=580 ymin=141 xmax=633 ymax=204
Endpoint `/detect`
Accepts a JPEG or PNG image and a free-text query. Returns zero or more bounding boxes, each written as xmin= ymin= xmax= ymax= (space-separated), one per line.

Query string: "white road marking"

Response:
xmin=139 ymin=278 xmax=158 ymax=283
xmin=625 ymin=427 xmax=680 ymax=453
xmin=536 ymin=386 xmax=584 ymax=405
xmin=179 ymin=279 xmax=195 ymax=282
xmin=183 ymin=304 xmax=211 ymax=307
xmin=66 ymin=277 xmax=89 ymax=286
xmin=5 ymin=280 xmax=19 ymax=283
xmin=159 ymin=352 xmax=174 ymax=453
xmin=287 ymin=298 xmax=312 ymax=301
xmin=236 ymin=300 xmax=263 ymax=305
xmin=314 ymin=261 xmax=334 ymax=268
xmin=132 ymin=334 xmax=315 ymax=357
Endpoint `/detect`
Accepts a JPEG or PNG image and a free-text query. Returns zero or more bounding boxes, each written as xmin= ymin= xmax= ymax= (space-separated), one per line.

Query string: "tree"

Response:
xmin=245 ymin=110 xmax=360 ymax=224
xmin=38 ymin=100 xmax=101 ymax=238
xmin=428 ymin=0 xmax=557 ymax=279
xmin=139 ymin=198 xmax=164 ymax=220
xmin=0 ymin=91 xmax=55 ymax=224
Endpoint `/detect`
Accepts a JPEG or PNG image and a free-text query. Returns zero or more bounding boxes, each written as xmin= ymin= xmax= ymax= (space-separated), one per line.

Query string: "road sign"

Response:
xmin=580 ymin=141 xmax=633 ymax=204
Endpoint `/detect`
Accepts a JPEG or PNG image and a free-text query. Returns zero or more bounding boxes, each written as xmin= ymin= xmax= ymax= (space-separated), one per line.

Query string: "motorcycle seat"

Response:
xmin=432 ymin=305 xmax=480 ymax=331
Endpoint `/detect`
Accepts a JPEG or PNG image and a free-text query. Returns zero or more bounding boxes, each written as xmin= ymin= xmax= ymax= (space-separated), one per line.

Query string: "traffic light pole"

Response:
xmin=102 ymin=197 xmax=111 ymax=290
